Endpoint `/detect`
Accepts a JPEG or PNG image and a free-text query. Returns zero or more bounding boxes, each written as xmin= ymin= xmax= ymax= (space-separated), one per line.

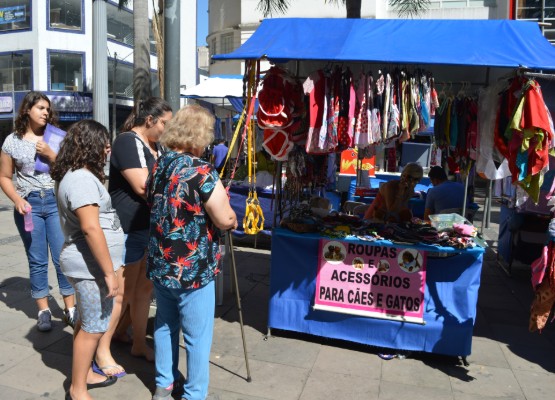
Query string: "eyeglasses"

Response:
xmin=406 ymin=175 xmax=421 ymax=182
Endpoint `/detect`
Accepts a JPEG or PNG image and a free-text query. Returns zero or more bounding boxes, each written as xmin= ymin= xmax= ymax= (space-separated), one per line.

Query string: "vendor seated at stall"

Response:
xmin=364 ymin=162 xmax=424 ymax=222
xmin=423 ymin=166 xmax=466 ymax=221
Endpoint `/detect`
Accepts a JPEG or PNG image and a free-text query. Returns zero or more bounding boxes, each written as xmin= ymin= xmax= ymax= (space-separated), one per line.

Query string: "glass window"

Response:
xmin=108 ymin=59 xmax=133 ymax=98
xmin=0 ymin=51 xmax=32 ymax=91
xmin=221 ymin=33 xmax=234 ymax=54
xmin=108 ymin=61 xmax=159 ymax=99
xmin=0 ymin=0 xmax=31 ymax=32
xmin=107 ymin=2 xmax=133 ymax=46
xmin=151 ymin=70 xmax=159 ymax=97
xmin=49 ymin=0 xmax=82 ymax=30
xmin=50 ymin=51 xmax=84 ymax=92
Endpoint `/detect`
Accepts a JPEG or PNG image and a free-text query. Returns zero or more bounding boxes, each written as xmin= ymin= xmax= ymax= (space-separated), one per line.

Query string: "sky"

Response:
xmin=197 ymin=0 xmax=208 ymax=46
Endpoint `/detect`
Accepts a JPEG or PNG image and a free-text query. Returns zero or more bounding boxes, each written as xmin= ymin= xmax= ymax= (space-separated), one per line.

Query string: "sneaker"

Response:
xmin=151 ymin=384 xmax=173 ymax=400
xmin=63 ymin=307 xmax=76 ymax=329
xmin=37 ymin=309 xmax=52 ymax=332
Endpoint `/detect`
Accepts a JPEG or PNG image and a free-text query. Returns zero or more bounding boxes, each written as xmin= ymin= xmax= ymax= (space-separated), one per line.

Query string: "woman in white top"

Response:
xmin=0 ymin=91 xmax=75 ymax=332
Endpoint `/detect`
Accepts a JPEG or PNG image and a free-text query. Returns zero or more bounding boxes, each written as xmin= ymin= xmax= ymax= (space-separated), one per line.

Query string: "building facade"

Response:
xmin=0 ymin=0 xmax=197 ymax=144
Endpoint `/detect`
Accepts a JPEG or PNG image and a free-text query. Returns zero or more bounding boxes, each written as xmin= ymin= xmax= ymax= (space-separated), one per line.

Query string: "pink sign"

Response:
xmin=314 ymin=239 xmax=427 ymax=323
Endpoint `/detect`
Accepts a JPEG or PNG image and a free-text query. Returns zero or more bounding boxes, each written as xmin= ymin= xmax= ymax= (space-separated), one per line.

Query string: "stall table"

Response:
xmin=269 ymin=228 xmax=485 ymax=357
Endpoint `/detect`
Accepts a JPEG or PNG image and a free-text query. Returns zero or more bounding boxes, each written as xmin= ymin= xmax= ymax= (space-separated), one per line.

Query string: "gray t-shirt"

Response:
xmin=1 ymin=133 xmax=55 ymax=198
xmin=57 ymin=169 xmax=124 ymax=279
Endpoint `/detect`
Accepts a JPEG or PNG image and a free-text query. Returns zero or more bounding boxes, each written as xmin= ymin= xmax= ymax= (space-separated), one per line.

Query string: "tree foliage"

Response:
xmin=389 ymin=0 xmax=430 ymax=17
xmin=257 ymin=0 xmax=430 ymax=18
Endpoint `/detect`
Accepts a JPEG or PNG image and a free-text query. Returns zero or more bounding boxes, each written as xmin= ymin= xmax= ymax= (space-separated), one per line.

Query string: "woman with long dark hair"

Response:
xmin=0 ymin=91 xmax=75 ymax=331
xmin=108 ymin=97 xmax=172 ymax=363
xmin=51 ymin=119 xmax=123 ymax=399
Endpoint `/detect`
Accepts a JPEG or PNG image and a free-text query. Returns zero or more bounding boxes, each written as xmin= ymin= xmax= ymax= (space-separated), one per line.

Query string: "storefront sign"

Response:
xmin=50 ymin=94 xmax=93 ymax=113
xmin=0 ymin=5 xmax=26 ymax=25
xmin=339 ymin=149 xmax=375 ymax=177
xmin=0 ymin=96 xmax=13 ymax=113
xmin=314 ymin=239 xmax=426 ymax=324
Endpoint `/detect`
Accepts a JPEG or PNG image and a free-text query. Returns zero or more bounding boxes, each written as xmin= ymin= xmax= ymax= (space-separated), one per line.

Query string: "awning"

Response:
xmin=182 ymin=75 xmax=243 ymax=99
xmin=214 ymin=18 xmax=555 ymax=70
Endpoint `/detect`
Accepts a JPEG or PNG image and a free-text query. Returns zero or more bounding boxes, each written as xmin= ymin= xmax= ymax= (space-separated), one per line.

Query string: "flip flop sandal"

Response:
xmin=378 ymin=353 xmax=397 ymax=360
xmin=92 ymin=360 xmax=127 ymax=378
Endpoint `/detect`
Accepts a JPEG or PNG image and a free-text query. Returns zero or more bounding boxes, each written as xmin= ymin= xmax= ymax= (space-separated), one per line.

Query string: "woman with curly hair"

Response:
xmin=0 ymin=91 xmax=75 ymax=332
xmin=51 ymin=120 xmax=124 ymax=399
xmin=147 ymin=104 xmax=237 ymax=400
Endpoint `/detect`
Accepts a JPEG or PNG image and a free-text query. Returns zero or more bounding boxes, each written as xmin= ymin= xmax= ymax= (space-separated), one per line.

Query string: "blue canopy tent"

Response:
xmin=213 ymin=17 xmax=555 ymax=230
xmin=213 ymin=18 xmax=555 ymax=69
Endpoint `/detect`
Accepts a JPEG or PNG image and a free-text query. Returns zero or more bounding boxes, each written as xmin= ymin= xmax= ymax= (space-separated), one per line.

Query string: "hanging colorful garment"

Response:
xmin=354 ymin=71 xmax=370 ymax=148
xmin=336 ymin=68 xmax=355 ymax=149
xmin=505 ymin=79 xmax=554 ymax=203
xmin=303 ymin=70 xmax=333 ymax=154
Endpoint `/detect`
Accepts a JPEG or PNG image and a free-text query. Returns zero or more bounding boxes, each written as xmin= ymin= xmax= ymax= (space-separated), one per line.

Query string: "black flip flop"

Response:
xmin=87 ymin=375 xmax=118 ymax=389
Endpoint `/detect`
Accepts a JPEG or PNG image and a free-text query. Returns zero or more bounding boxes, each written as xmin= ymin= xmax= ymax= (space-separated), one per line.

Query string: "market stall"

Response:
xmin=270 ymin=228 xmax=484 ymax=356
xmin=214 ymin=18 xmax=555 ymax=355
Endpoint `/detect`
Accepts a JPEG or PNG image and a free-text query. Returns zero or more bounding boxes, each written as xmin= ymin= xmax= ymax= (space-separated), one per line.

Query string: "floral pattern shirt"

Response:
xmin=146 ymin=151 xmax=222 ymax=289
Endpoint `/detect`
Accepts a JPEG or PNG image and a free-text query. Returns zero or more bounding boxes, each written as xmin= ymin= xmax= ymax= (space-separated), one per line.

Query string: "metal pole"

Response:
xmin=111 ymin=53 xmax=117 ymax=141
xmin=164 ymin=0 xmax=180 ymax=112
xmin=481 ymin=179 xmax=491 ymax=234
xmin=92 ymin=0 xmax=109 ymax=129
xmin=462 ymin=172 xmax=469 ymax=219
xmin=486 ymin=179 xmax=493 ymax=228
xmin=10 ymin=53 xmax=14 ymax=131
xmin=226 ymin=231 xmax=252 ymax=382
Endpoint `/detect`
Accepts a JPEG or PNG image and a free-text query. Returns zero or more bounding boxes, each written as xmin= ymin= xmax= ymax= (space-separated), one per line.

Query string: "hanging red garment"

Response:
xmin=494 ymin=77 xmax=524 ymax=160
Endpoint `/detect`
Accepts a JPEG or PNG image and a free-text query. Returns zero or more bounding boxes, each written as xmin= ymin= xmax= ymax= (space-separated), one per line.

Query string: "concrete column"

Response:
xmin=92 ymin=0 xmax=109 ymax=129
xmin=164 ymin=0 xmax=180 ymax=112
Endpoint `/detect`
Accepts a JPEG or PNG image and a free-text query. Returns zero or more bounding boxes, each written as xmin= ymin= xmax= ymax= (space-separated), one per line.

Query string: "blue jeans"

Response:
xmin=153 ymin=280 xmax=215 ymax=400
xmin=14 ymin=189 xmax=74 ymax=299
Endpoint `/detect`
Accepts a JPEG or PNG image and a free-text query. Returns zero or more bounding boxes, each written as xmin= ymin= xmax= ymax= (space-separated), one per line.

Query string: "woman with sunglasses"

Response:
xmin=364 ymin=162 xmax=423 ymax=223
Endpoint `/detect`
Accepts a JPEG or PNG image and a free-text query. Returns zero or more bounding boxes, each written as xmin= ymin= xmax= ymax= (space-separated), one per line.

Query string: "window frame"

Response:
xmin=46 ymin=0 xmax=84 ymax=34
xmin=0 ymin=49 xmax=34 ymax=92
xmin=47 ymin=49 xmax=86 ymax=92
xmin=0 ymin=0 xmax=32 ymax=34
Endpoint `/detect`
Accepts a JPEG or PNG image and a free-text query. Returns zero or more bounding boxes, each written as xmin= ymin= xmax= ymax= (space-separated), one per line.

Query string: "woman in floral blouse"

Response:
xmin=146 ymin=104 xmax=237 ymax=400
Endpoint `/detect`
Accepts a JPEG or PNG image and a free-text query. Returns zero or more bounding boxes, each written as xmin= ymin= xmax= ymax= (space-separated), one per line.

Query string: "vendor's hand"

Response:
xmin=15 ymin=199 xmax=30 ymax=215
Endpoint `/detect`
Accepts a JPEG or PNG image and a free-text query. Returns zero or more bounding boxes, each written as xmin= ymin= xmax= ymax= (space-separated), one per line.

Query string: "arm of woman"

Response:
xmin=74 ymin=205 xmax=118 ymax=298
xmin=121 ymin=168 xmax=149 ymax=199
xmin=0 ymin=152 xmax=29 ymax=214
xmin=204 ymin=180 xmax=238 ymax=231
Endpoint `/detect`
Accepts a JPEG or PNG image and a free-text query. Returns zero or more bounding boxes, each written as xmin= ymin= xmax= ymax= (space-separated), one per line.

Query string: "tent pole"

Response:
xmin=486 ymin=178 xmax=493 ymax=228
xmin=462 ymin=172 xmax=469 ymax=219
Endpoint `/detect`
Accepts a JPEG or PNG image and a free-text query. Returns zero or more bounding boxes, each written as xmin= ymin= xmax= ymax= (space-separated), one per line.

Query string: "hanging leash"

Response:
xmin=242 ymin=60 xmax=265 ymax=234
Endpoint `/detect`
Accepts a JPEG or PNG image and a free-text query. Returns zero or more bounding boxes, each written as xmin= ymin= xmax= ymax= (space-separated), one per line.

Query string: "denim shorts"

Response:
xmin=67 ymin=277 xmax=113 ymax=334
xmin=122 ymin=229 xmax=149 ymax=265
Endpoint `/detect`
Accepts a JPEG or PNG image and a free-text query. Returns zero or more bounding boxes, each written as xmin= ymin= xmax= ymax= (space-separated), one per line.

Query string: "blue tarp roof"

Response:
xmin=214 ymin=18 xmax=555 ymax=70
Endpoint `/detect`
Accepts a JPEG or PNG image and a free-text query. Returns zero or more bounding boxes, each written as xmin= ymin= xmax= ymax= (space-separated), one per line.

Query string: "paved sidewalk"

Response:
xmin=0 ymin=188 xmax=554 ymax=399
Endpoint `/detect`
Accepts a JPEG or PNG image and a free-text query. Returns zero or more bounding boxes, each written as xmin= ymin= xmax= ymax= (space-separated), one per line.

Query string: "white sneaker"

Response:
xmin=37 ymin=309 xmax=52 ymax=332
xmin=63 ymin=307 xmax=76 ymax=329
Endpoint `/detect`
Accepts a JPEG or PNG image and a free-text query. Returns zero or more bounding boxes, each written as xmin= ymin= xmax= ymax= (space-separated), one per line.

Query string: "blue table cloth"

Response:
xmin=269 ymin=228 xmax=484 ymax=356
